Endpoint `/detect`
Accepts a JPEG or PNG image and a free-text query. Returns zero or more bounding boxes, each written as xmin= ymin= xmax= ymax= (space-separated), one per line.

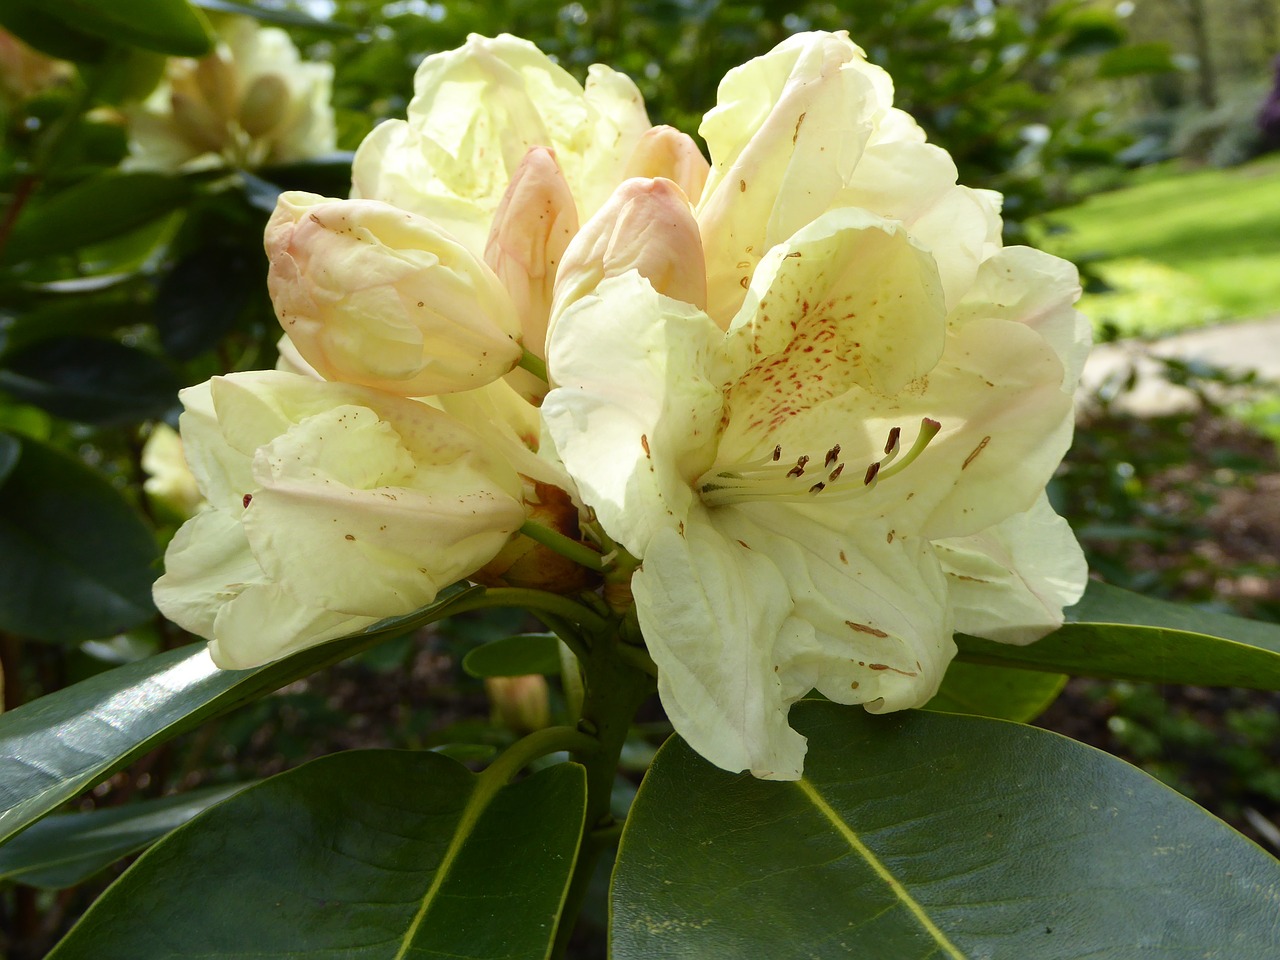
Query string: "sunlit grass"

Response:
xmin=1039 ymin=155 xmax=1280 ymax=337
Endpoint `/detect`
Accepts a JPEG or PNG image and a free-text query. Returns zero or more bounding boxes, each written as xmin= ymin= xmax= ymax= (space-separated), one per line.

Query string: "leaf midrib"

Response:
xmin=795 ymin=777 xmax=967 ymax=960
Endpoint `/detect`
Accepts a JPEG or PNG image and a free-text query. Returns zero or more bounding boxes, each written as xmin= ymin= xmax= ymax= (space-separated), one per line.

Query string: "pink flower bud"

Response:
xmin=624 ymin=125 xmax=710 ymax=204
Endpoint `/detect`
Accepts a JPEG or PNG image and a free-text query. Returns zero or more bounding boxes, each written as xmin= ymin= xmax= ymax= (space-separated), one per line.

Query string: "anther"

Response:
xmin=828 ymin=463 xmax=844 ymax=483
xmin=808 ymin=481 xmax=826 ymax=494
xmin=884 ymin=427 xmax=900 ymax=455
xmin=772 ymin=444 xmax=782 ymax=462
xmin=824 ymin=444 xmax=841 ymax=467
xmin=786 ymin=455 xmax=809 ymax=478
xmin=864 ymin=462 xmax=880 ymax=485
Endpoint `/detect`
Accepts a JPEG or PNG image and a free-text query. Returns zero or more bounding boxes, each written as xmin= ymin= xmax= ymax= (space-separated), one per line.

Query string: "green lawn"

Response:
xmin=1039 ymin=155 xmax=1280 ymax=337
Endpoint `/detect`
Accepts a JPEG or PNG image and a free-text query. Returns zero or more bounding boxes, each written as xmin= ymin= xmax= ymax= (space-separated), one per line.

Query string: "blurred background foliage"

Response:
xmin=0 ymin=0 xmax=1278 ymax=955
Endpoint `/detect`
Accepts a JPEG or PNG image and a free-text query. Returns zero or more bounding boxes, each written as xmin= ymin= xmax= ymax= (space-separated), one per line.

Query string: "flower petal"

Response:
xmin=633 ymin=519 xmax=808 ymax=780
xmin=933 ymin=492 xmax=1088 ymax=645
xmin=697 ymin=32 xmax=884 ymax=324
xmin=542 ymin=272 xmax=725 ymax=555
xmin=951 ymin=245 xmax=1091 ymax=392
xmin=722 ymin=506 xmax=953 ymax=714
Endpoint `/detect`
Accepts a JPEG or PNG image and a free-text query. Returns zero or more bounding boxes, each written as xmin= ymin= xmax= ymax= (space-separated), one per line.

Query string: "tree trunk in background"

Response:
xmin=1175 ymin=0 xmax=1220 ymax=107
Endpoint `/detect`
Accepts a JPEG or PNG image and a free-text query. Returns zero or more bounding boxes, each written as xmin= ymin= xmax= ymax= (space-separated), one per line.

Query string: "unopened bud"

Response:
xmin=550 ymin=177 xmax=707 ymax=328
xmin=265 ymin=191 xmax=523 ymax=396
xmin=485 ymin=675 xmax=551 ymax=734
xmin=625 ymin=125 xmax=711 ymax=204
xmin=238 ymin=73 xmax=290 ymax=138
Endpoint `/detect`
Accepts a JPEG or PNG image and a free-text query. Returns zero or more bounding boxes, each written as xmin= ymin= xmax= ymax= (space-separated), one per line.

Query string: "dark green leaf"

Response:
xmin=955 ymin=581 xmax=1280 ymax=687
xmin=1 ymin=300 xmax=147 ymax=354
xmin=46 ymin=752 xmax=585 ymax=959
xmin=0 ymin=585 xmax=480 ymax=844
xmin=613 ymin=702 xmax=1280 ymax=959
xmin=0 ymin=337 xmax=179 ymax=426
xmin=0 ymin=433 xmax=158 ymax=643
xmin=0 ymin=1 xmax=107 ymax=62
xmin=462 ymin=633 xmax=562 ymax=678
xmin=0 ymin=784 xmax=247 ymax=888
xmin=924 ymin=661 xmax=1066 ymax=722
xmin=37 ymin=0 xmax=212 ymax=57
xmin=0 ymin=434 xmax=18 ymax=486
xmin=3 ymin=174 xmax=191 ymax=263
xmin=155 ymin=246 xmax=253 ymax=359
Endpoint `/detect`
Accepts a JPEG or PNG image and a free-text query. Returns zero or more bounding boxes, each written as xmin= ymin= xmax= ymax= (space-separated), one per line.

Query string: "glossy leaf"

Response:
xmin=155 ymin=246 xmax=253 ymax=360
xmin=612 ymin=701 xmax=1280 ymax=959
xmin=463 ymin=633 xmax=562 ymax=678
xmin=3 ymin=174 xmax=190 ymax=263
xmin=0 ymin=337 xmax=180 ymax=425
xmin=0 ymin=586 xmax=481 ymax=844
xmin=46 ymin=752 xmax=586 ymax=960
xmin=0 ymin=784 xmax=246 ymax=888
xmin=36 ymin=0 xmax=212 ymax=57
xmin=0 ymin=1 xmax=107 ymax=61
xmin=923 ymin=661 xmax=1067 ymax=722
xmin=956 ymin=580 xmax=1280 ymax=687
xmin=0 ymin=433 xmax=158 ymax=643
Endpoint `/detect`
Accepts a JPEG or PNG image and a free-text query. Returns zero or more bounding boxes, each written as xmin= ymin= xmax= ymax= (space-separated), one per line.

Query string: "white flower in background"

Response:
xmin=543 ymin=31 xmax=1090 ymax=780
xmin=265 ymin=191 xmax=524 ymax=396
xmin=141 ymin=423 xmax=204 ymax=518
xmin=153 ymin=371 xmax=526 ymax=669
xmin=126 ymin=15 xmax=334 ymax=171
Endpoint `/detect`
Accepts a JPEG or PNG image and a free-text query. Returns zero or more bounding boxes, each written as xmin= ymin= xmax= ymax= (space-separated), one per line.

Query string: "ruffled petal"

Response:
xmin=633 ymin=519 xmax=808 ymax=780
xmin=933 ymin=492 xmax=1088 ymax=645
xmin=721 ymin=506 xmax=953 ymax=713
xmin=542 ymin=272 xmax=725 ymax=555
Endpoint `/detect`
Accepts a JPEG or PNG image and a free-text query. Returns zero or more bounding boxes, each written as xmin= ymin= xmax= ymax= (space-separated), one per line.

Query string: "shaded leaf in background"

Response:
xmin=612 ymin=701 xmax=1280 ymax=959
xmin=462 ymin=633 xmax=562 ymax=679
xmin=2 ymin=174 xmax=191 ymax=264
xmin=956 ymin=580 xmax=1280 ymax=687
xmin=0 ymin=432 xmax=157 ymax=644
xmin=0 ymin=784 xmax=247 ymax=888
xmin=13 ymin=0 xmax=213 ymax=58
xmin=0 ymin=586 xmax=481 ymax=844
xmin=46 ymin=752 xmax=585 ymax=960
xmin=924 ymin=660 xmax=1067 ymax=722
xmin=155 ymin=246 xmax=253 ymax=360
xmin=0 ymin=1 xmax=107 ymax=62
xmin=0 ymin=337 xmax=179 ymax=426
xmin=192 ymin=0 xmax=351 ymax=33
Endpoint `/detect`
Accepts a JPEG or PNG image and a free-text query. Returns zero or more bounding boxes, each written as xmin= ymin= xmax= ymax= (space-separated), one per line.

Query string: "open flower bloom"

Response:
xmin=349 ymin=33 xmax=709 ymax=372
xmin=126 ymin=15 xmax=334 ymax=171
xmin=351 ymin=33 xmax=653 ymax=260
xmin=153 ymin=371 xmax=526 ymax=669
xmin=543 ymin=31 xmax=1090 ymax=780
xmin=265 ymin=191 xmax=524 ymax=396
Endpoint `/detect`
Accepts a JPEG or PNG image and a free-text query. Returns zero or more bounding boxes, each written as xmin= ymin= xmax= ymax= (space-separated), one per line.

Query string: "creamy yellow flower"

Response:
xmin=153 ymin=371 xmax=525 ymax=668
xmin=125 ymin=15 xmax=334 ymax=171
xmin=542 ymin=33 xmax=1089 ymax=780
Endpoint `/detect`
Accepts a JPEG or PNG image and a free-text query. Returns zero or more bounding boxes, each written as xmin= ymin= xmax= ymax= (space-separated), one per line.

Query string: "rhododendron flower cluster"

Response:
xmin=155 ymin=31 xmax=1088 ymax=779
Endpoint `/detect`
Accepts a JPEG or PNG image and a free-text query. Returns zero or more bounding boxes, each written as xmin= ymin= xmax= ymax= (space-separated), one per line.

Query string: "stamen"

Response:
xmin=696 ymin=417 xmax=940 ymax=508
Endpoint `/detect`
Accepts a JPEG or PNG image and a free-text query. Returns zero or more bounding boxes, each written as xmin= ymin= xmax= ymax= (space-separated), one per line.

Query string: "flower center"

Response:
xmin=696 ymin=418 xmax=941 ymax=508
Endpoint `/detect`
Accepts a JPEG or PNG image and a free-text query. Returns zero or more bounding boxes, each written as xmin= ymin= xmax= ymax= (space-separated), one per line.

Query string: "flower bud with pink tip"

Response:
xmin=266 ymin=190 xmax=524 ymax=397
